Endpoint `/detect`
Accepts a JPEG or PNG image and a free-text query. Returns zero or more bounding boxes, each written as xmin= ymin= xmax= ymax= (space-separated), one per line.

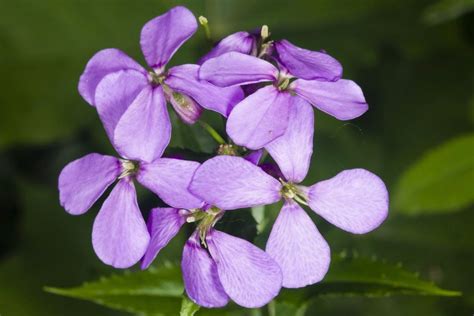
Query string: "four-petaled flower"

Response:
xmin=199 ymin=40 xmax=368 ymax=149
xmin=189 ymin=98 xmax=388 ymax=288
xmin=78 ymin=6 xmax=243 ymax=163
xmin=59 ymin=135 xmax=202 ymax=268
xmin=140 ymin=203 xmax=282 ymax=308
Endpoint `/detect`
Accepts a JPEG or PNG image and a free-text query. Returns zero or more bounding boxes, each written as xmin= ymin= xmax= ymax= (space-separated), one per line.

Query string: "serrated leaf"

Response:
xmin=393 ymin=134 xmax=474 ymax=215
xmin=45 ymin=264 xmax=184 ymax=316
xmin=180 ymin=296 xmax=200 ymax=316
xmin=280 ymin=253 xmax=460 ymax=304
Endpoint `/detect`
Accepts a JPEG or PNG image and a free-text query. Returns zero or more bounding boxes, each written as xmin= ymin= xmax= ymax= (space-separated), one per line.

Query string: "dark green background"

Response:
xmin=0 ymin=0 xmax=472 ymax=315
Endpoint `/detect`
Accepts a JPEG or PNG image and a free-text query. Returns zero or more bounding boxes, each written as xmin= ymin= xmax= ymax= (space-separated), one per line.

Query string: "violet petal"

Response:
xmin=137 ymin=158 xmax=203 ymax=209
xmin=140 ymin=6 xmax=197 ymax=68
xmin=266 ymin=200 xmax=330 ymax=288
xmin=94 ymin=70 xmax=149 ymax=147
xmin=78 ymin=48 xmax=145 ymax=105
xmin=227 ymin=86 xmax=291 ymax=149
xmin=189 ymin=156 xmax=281 ymax=210
xmin=307 ymin=169 xmax=389 ymax=234
xmin=141 ymin=208 xmax=186 ymax=269
xmin=265 ymin=96 xmax=314 ymax=183
xmin=182 ymin=233 xmax=229 ymax=308
xmin=274 ymin=40 xmax=342 ymax=81
xmin=291 ymin=78 xmax=368 ymax=121
xmin=166 ymin=64 xmax=244 ymax=117
xmin=199 ymin=31 xmax=255 ymax=64
xmin=59 ymin=153 xmax=120 ymax=215
xmin=114 ymin=86 xmax=171 ymax=163
xmin=92 ymin=179 xmax=150 ymax=268
xmin=199 ymin=52 xmax=278 ymax=87
xmin=206 ymin=230 xmax=282 ymax=308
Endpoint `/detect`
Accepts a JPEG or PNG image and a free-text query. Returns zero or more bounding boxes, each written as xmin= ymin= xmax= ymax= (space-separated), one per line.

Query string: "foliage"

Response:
xmin=394 ymin=134 xmax=474 ymax=214
xmin=45 ymin=253 xmax=460 ymax=315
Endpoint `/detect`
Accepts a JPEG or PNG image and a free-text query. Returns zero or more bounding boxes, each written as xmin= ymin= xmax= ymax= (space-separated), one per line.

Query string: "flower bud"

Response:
xmin=169 ymin=91 xmax=203 ymax=124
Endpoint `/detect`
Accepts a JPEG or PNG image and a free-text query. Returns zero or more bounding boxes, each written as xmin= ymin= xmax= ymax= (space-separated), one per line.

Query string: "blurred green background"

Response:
xmin=0 ymin=0 xmax=473 ymax=315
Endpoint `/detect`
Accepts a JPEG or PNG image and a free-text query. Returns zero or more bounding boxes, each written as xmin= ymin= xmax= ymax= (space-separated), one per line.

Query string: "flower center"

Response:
xmin=148 ymin=69 xmax=167 ymax=86
xmin=118 ymin=159 xmax=139 ymax=179
xmin=279 ymin=179 xmax=308 ymax=205
xmin=217 ymin=144 xmax=240 ymax=156
xmin=185 ymin=206 xmax=223 ymax=247
xmin=276 ymin=73 xmax=292 ymax=91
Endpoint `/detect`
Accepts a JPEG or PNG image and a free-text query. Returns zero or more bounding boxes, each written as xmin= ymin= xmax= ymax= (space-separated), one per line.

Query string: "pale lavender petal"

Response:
xmin=244 ymin=149 xmax=263 ymax=165
xmin=199 ymin=31 xmax=256 ymax=64
xmin=166 ymin=64 xmax=244 ymax=117
xmin=307 ymin=169 xmax=389 ymax=234
xmin=274 ymin=40 xmax=342 ymax=81
xmin=227 ymin=86 xmax=291 ymax=149
xmin=92 ymin=179 xmax=150 ymax=268
xmin=59 ymin=153 xmax=120 ymax=215
xmin=137 ymin=158 xmax=203 ymax=209
xmin=140 ymin=6 xmax=197 ymax=68
xmin=114 ymin=86 xmax=171 ymax=162
xmin=167 ymin=89 xmax=203 ymax=124
xmin=78 ymin=48 xmax=146 ymax=105
xmin=266 ymin=201 xmax=330 ymax=288
xmin=94 ymin=70 xmax=149 ymax=145
xmin=189 ymin=156 xmax=281 ymax=210
xmin=265 ymin=96 xmax=314 ymax=183
xmin=199 ymin=52 xmax=278 ymax=87
xmin=207 ymin=230 xmax=282 ymax=308
xmin=140 ymin=208 xmax=186 ymax=269
xmin=182 ymin=233 xmax=229 ymax=308
xmin=291 ymin=78 xmax=368 ymax=121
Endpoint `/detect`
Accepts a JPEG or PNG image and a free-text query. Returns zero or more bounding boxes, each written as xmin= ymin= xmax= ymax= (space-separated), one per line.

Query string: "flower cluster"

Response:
xmin=58 ymin=6 xmax=389 ymax=309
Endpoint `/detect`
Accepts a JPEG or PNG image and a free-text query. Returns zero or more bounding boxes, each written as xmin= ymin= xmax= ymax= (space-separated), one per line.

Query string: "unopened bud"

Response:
xmin=169 ymin=91 xmax=203 ymax=124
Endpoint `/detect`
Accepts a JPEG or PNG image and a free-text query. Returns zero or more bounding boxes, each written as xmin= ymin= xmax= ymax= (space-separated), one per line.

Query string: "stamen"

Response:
xmin=148 ymin=70 xmax=166 ymax=86
xmin=278 ymin=77 xmax=290 ymax=91
xmin=261 ymin=25 xmax=269 ymax=40
xmin=279 ymin=179 xmax=309 ymax=204
xmin=217 ymin=144 xmax=239 ymax=156
xmin=195 ymin=206 xmax=223 ymax=246
xmin=118 ymin=159 xmax=139 ymax=179
xmin=198 ymin=16 xmax=211 ymax=39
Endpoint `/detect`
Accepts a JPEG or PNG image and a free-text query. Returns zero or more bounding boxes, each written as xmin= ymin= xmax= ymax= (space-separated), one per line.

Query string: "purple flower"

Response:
xmin=78 ymin=6 xmax=243 ymax=157
xmin=58 ymin=150 xmax=202 ymax=268
xmin=189 ymin=101 xmax=389 ymax=288
xmin=141 ymin=206 xmax=282 ymax=308
xmin=199 ymin=40 xmax=368 ymax=149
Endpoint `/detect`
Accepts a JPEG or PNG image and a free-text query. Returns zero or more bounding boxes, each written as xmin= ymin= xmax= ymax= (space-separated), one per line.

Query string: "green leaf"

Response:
xmin=180 ymin=296 xmax=200 ymax=316
xmin=422 ymin=0 xmax=474 ymax=25
xmin=393 ymin=134 xmax=474 ymax=215
xmin=280 ymin=253 xmax=460 ymax=305
xmin=45 ymin=264 xmax=184 ymax=316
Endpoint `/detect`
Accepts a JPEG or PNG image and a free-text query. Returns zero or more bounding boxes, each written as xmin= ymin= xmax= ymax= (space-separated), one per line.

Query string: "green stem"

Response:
xmin=267 ymin=300 xmax=276 ymax=316
xmin=199 ymin=121 xmax=226 ymax=144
